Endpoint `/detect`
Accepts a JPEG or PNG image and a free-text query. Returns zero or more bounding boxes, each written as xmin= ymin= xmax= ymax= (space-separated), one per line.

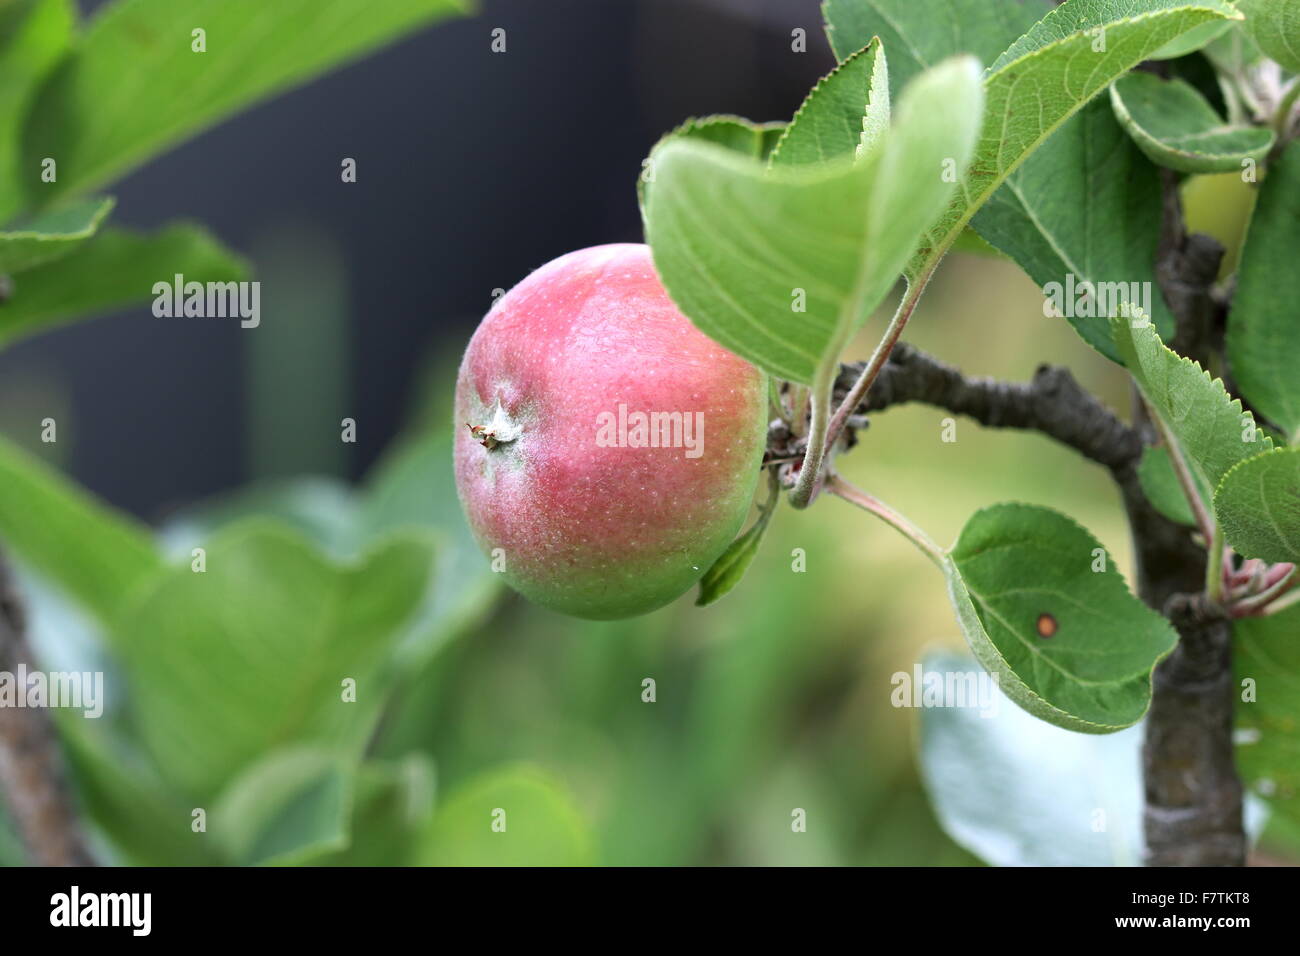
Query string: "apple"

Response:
xmin=454 ymin=243 xmax=767 ymax=619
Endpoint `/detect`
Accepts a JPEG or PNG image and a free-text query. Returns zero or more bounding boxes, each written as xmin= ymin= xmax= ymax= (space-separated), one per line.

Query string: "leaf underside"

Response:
xmin=0 ymin=195 xmax=115 ymax=273
xmin=1109 ymin=71 xmax=1273 ymax=174
xmin=1215 ymin=447 xmax=1300 ymax=564
xmin=643 ymin=56 xmax=982 ymax=384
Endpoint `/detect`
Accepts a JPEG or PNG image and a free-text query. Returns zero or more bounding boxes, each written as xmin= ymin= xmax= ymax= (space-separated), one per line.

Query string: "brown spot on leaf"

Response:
xmin=1036 ymin=613 xmax=1058 ymax=639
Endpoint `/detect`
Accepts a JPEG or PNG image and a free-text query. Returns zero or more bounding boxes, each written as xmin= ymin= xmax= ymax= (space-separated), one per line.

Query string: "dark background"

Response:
xmin=0 ymin=0 xmax=827 ymax=519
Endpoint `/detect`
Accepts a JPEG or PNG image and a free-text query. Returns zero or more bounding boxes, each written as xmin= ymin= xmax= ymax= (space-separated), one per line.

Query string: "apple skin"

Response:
xmin=454 ymin=243 xmax=767 ymax=620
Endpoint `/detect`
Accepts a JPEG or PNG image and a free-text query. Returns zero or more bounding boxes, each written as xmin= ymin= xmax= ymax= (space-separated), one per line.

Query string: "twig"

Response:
xmin=1231 ymin=565 xmax=1297 ymax=618
xmin=1139 ymin=396 xmax=1216 ymax=560
xmin=825 ymin=272 xmax=933 ymax=454
xmin=825 ymin=473 xmax=945 ymax=567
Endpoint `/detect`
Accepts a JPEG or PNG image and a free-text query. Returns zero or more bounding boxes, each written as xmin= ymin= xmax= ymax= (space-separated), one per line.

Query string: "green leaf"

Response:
xmin=909 ymin=0 xmax=1243 ymax=282
xmin=944 ymin=502 xmax=1177 ymax=732
xmin=210 ymin=747 xmax=353 ymax=866
xmin=637 ymin=115 xmax=784 ymax=210
xmin=115 ymin=522 xmax=432 ymax=799
xmin=817 ymin=1 xmax=1081 ymax=311
xmin=1215 ymin=447 xmax=1300 ymax=563
xmin=970 ymin=98 xmax=1174 ymax=360
xmin=769 ymin=38 xmax=888 ymax=167
xmin=950 ymin=226 xmax=1008 ymax=258
xmin=417 ymin=764 xmax=594 ymax=866
xmin=359 ymin=431 xmax=501 ymax=665
xmin=1138 ymin=443 xmax=1211 ymax=526
xmin=1235 ymin=0 xmax=1300 ymax=72
xmin=657 ymin=115 xmax=785 ymax=160
xmin=1227 ymin=141 xmax=1300 ymax=440
xmin=0 ymin=223 xmax=247 ymax=349
xmin=1112 ymin=313 xmax=1272 ymax=496
xmin=822 ymin=0 xmax=1048 ymax=86
xmin=1109 ymin=71 xmax=1274 ymax=173
xmin=0 ymin=195 xmax=114 ymax=273
xmin=60 ymin=723 xmax=217 ymax=865
xmin=696 ymin=471 xmax=778 ymax=606
xmin=918 ymin=649 xmax=1148 ymax=865
xmin=1237 ymin=602 xmax=1300 ymax=820
xmin=156 ymin=431 xmax=501 ymax=668
xmin=643 ymin=55 xmax=983 ymax=384
xmin=21 ymin=0 xmax=471 ymax=204
xmin=311 ymin=755 xmax=436 ymax=866
xmin=1148 ymin=17 xmax=1232 ymax=57
xmin=158 ymin=476 xmax=360 ymax=562
xmin=0 ymin=0 xmax=74 ymax=223
xmin=0 ymin=435 xmax=162 ymax=624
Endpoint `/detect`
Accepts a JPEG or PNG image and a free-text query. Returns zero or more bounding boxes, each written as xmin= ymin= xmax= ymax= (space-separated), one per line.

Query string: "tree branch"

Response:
xmin=0 ymin=549 xmax=96 ymax=866
xmin=1137 ymin=166 xmax=1244 ymax=866
xmin=1142 ymin=593 xmax=1244 ymax=866
xmin=1156 ymin=167 xmax=1224 ymax=367
xmin=835 ymin=342 xmax=1142 ymax=476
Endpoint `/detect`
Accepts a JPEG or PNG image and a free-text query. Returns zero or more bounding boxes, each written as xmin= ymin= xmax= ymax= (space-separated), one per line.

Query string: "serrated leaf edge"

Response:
xmin=767 ymin=36 xmax=885 ymax=167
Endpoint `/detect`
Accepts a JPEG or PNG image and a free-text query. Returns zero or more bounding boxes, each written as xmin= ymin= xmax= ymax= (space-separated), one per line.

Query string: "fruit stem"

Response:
xmin=826 ymin=473 xmax=945 ymax=568
xmin=788 ymin=363 xmax=833 ymax=509
xmin=825 ymin=265 xmax=935 ymax=455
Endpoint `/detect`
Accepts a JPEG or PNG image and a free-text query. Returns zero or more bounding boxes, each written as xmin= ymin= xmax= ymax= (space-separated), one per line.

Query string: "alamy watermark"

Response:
xmin=1042 ymin=274 xmax=1151 ymax=321
xmin=595 ymin=404 xmax=704 ymax=459
xmin=50 ymin=886 xmax=150 ymax=936
xmin=152 ymin=273 xmax=261 ymax=328
xmin=0 ymin=664 xmax=103 ymax=718
xmin=891 ymin=663 xmax=1000 ymax=718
